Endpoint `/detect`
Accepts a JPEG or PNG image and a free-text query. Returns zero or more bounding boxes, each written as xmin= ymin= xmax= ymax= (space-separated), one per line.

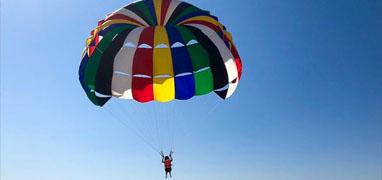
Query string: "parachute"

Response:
xmin=79 ymin=0 xmax=243 ymax=106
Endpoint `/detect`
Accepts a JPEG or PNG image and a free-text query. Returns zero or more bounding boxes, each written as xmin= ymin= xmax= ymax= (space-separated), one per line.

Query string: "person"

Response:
xmin=161 ymin=151 xmax=173 ymax=178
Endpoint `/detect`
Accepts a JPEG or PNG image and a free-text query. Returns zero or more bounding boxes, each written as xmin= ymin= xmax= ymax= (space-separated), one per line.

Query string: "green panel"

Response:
xmin=84 ymin=49 xmax=102 ymax=90
xmin=171 ymin=6 xmax=200 ymax=24
xmin=87 ymin=91 xmax=100 ymax=106
xmin=177 ymin=26 xmax=209 ymax=69
xmin=134 ymin=1 xmax=155 ymax=26
xmin=194 ymin=69 xmax=214 ymax=95
xmin=177 ymin=26 xmax=213 ymax=95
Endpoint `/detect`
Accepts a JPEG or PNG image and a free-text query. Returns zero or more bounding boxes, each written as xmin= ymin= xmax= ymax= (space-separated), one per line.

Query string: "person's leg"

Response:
xmin=165 ymin=172 xmax=168 ymax=178
xmin=169 ymin=171 xmax=172 ymax=177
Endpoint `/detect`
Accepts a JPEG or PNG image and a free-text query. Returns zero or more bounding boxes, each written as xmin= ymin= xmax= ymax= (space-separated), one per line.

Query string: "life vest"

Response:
xmin=164 ymin=159 xmax=172 ymax=168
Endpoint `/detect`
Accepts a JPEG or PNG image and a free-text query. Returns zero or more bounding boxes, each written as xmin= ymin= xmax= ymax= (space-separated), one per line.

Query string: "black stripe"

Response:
xmin=94 ymin=28 xmax=134 ymax=97
xmin=185 ymin=25 xmax=229 ymax=99
xmin=166 ymin=2 xmax=191 ymax=25
xmin=94 ymin=93 xmax=110 ymax=107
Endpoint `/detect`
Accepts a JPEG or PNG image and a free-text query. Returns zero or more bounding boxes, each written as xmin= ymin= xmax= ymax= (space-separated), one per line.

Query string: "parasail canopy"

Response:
xmin=79 ymin=0 xmax=243 ymax=106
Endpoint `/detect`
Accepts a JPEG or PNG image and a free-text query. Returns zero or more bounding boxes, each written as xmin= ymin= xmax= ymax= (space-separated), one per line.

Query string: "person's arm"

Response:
xmin=170 ymin=151 xmax=173 ymax=161
xmin=161 ymin=152 xmax=165 ymax=163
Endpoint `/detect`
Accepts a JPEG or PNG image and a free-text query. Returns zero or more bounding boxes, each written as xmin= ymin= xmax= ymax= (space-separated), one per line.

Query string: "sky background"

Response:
xmin=1 ymin=0 xmax=382 ymax=180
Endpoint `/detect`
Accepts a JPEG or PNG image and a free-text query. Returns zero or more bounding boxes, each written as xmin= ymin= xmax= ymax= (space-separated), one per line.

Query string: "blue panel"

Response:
xmin=79 ymin=54 xmax=90 ymax=92
xmin=175 ymin=75 xmax=195 ymax=100
xmin=166 ymin=26 xmax=194 ymax=74
xmin=166 ymin=25 xmax=195 ymax=100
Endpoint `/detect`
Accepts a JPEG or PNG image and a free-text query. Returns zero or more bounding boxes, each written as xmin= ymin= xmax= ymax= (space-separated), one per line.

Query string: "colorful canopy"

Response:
xmin=79 ymin=0 xmax=243 ymax=106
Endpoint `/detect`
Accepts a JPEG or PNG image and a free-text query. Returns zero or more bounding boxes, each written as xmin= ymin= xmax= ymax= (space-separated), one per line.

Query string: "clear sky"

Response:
xmin=1 ymin=0 xmax=381 ymax=180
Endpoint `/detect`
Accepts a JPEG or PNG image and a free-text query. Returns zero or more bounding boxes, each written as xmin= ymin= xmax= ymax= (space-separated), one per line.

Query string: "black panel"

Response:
xmin=166 ymin=2 xmax=191 ymax=25
xmin=94 ymin=28 xmax=134 ymax=97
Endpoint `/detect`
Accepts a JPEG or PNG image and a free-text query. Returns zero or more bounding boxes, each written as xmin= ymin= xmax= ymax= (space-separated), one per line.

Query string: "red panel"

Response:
xmin=160 ymin=0 xmax=171 ymax=25
xmin=88 ymin=46 xmax=95 ymax=57
xmin=98 ymin=20 xmax=105 ymax=26
xmin=132 ymin=27 xmax=154 ymax=102
xmin=230 ymin=43 xmax=243 ymax=80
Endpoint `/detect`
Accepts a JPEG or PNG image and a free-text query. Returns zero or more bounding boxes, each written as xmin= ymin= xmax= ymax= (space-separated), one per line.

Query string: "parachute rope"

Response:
xmin=118 ymin=103 xmax=162 ymax=149
xmin=180 ymin=99 xmax=222 ymax=139
xmin=105 ymin=108 xmax=162 ymax=154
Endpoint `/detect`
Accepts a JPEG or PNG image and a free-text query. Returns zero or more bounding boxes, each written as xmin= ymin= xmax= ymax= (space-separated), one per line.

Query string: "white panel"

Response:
xmin=123 ymin=42 xmax=136 ymax=48
xmin=111 ymin=27 xmax=144 ymax=99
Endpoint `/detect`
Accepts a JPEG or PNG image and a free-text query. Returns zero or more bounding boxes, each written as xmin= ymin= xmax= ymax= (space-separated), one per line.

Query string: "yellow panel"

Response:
xmin=153 ymin=0 xmax=162 ymax=25
xmin=224 ymin=31 xmax=233 ymax=41
xmin=153 ymin=26 xmax=175 ymax=102
xmin=154 ymin=78 xmax=175 ymax=102
xmin=100 ymin=19 xmax=142 ymax=29
xmin=86 ymin=37 xmax=93 ymax=46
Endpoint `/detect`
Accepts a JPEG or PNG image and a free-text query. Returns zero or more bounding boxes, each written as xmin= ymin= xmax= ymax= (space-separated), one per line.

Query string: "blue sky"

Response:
xmin=1 ymin=0 xmax=381 ymax=180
